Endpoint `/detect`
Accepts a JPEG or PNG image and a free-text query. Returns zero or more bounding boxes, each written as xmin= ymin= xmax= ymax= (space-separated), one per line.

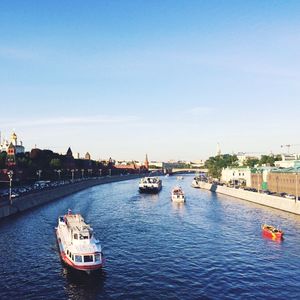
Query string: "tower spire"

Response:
xmin=145 ymin=154 xmax=149 ymax=169
xmin=216 ymin=143 xmax=221 ymax=156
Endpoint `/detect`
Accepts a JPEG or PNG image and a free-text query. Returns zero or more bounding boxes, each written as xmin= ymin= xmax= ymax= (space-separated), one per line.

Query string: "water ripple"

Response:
xmin=1 ymin=175 xmax=300 ymax=299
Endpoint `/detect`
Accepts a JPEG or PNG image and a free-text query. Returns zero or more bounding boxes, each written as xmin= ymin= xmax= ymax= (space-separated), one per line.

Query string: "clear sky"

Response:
xmin=1 ymin=0 xmax=300 ymax=161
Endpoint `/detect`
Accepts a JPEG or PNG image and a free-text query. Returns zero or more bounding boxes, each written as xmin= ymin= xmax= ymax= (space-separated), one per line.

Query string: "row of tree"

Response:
xmin=204 ymin=154 xmax=282 ymax=179
xmin=0 ymin=148 xmax=142 ymax=186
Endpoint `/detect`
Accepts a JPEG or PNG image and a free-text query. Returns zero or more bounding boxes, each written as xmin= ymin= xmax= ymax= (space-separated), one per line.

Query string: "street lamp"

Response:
xmin=109 ymin=169 xmax=111 ymax=177
xmin=296 ymin=172 xmax=298 ymax=202
xmin=81 ymin=169 xmax=84 ymax=179
xmin=7 ymin=170 xmax=13 ymax=205
xmin=36 ymin=169 xmax=42 ymax=181
xmin=99 ymin=169 xmax=102 ymax=177
xmin=57 ymin=169 xmax=62 ymax=180
xmin=71 ymin=169 xmax=75 ymax=183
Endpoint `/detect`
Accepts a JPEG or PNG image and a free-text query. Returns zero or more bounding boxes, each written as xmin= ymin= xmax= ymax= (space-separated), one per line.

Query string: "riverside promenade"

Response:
xmin=0 ymin=174 xmax=142 ymax=220
xmin=198 ymin=181 xmax=300 ymax=215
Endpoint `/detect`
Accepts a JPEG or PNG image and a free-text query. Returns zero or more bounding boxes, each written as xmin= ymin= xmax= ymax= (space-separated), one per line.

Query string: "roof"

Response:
xmin=65 ymin=214 xmax=90 ymax=232
xmin=270 ymin=166 xmax=300 ymax=173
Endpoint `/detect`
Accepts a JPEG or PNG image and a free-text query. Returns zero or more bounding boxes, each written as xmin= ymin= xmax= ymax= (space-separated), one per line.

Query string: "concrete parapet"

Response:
xmin=0 ymin=175 xmax=141 ymax=220
xmin=198 ymin=182 xmax=300 ymax=215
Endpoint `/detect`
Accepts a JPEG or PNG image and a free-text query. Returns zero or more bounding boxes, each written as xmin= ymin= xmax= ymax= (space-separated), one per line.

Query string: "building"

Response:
xmin=144 ymin=154 xmax=149 ymax=170
xmin=250 ymin=167 xmax=276 ymax=190
xmin=274 ymin=153 xmax=300 ymax=168
xmin=85 ymin=152 xmax=91 ymax=160
xmin=6 ymin=142 xmax=16 ymax=167
xmin=0 ymin=131 xmax=25 ymax=154
xmin=267 ymin=167 xmax=300 ymax=196
xmin=221 ymin=167 xmax=252 ymax=186
xmin=236 ymin=152 xmax=261 ymax=166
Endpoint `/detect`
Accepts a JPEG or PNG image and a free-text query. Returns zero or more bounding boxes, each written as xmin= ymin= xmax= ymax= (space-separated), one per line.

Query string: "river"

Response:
xmin=0 ymin=175 xmax=300 ymax=299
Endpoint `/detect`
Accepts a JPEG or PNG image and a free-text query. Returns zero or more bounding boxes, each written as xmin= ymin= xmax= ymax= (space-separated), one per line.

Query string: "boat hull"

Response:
xmin=171 ymin=195 xmax=185 ymax=203
xmin=56 ymin=229 xmax=103 ymax=272
xmin=139 ymin=186 xmax=162 ymax=194
xmin=261 ymin=225 xmax=283 ymax=239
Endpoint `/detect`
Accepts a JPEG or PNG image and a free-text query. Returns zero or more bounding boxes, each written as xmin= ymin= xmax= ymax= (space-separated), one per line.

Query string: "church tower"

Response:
xmin=11 ymin=132 xmax=17 ymax=146
xmin=144 ymin=154 xmax=149 ymax=169
xmin=216 ymin=143 xmax=221 ymax=156
xmin=6 ymin=142 xmax=16 ymax=167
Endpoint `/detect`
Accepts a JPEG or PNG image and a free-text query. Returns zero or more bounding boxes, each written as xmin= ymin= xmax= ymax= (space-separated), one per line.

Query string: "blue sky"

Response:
xmin=1 ymin=1 xmax=300 ymax=161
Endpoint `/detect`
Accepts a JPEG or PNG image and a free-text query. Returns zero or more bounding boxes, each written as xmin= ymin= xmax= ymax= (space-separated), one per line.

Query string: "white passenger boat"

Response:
xmin=171 ymin=187 xmax=185 ymax=202
xmin=191 ymin=177 xmax=200 ymax=188
xmin=56 ymin=210 xmax=103 ymax=273
xmin=139 ymin=177 xmax=162 ymax=193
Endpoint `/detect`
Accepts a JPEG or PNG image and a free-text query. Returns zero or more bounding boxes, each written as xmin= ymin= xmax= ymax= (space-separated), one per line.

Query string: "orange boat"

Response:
xmin=262 ymin=224 xmax=284 ymax=239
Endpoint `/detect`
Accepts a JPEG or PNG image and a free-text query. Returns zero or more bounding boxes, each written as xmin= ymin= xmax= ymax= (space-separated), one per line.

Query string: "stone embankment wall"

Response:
xmin=0 ymin=175 xmax=141 ymax=220
xmin=198 ymin=182 xmax=300 ymax=215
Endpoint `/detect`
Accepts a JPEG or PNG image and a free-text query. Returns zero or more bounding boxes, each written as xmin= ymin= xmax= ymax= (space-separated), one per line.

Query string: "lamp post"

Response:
xmin=71 ymin=169 xmax=75 ymax=183
xmin=256 ymin=169 xmax=263 ymax=193
xmin=99 ymin=169 xmax=102 ymax=177
xmin=81 ymin=169 xmax=84 ymax=179
xmin=36 ymin=169 xmax=42 ymax=181
xmin=7 ymin=170 xmax=13 ymax=205
xmin=109 ymin=169 xmax=111 ymax=177
xmin=296 ymin=172 xmax=298 ymax=202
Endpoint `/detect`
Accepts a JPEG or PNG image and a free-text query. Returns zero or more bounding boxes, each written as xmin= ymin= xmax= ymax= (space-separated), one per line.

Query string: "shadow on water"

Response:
xmin=61 ymin=266 xmax=106 ymax=300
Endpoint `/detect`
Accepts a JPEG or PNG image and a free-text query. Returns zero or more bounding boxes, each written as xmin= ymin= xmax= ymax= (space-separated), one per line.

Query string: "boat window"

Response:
xmin=80 ymin=234 xmax=89 ymax=240
xmin=74 ymin=234 xmax=78 ymax=240
xmin=95 ymin=254 xmax=101 ymax=262
xmin=84 ymin=255 xmax=94 ymax=262
xmin=75 ymin=255 xmax=82 ymax=263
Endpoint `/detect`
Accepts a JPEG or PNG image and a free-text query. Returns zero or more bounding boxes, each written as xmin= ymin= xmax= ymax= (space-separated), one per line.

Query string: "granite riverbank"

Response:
xmin=198 ymin=181 xmax=300 ymax=215
xmin=0 ymin=174 xmax=142 ymax=220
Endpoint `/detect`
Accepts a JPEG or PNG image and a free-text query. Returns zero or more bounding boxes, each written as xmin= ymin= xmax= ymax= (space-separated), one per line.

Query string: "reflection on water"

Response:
xmin=62 ymin=265 xmax=106 ymax=300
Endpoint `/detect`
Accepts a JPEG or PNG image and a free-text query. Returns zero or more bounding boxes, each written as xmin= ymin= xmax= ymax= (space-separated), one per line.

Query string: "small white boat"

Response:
xmin=171 ymin=186 xmax=185 ymax=203
xmin=177 ymin=176 xmax=184 ymax=180
xmin=139 ymin=177 xmax=162 ymax=193
xmin=191 ymin=177 xmax=200 ymax=188
xmin=56 ymin=210 xmax=103 ymax=273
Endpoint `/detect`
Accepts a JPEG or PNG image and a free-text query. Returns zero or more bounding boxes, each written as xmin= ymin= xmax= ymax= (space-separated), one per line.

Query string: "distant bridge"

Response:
xmin=163 ymin=168 xmax=208 ymax=175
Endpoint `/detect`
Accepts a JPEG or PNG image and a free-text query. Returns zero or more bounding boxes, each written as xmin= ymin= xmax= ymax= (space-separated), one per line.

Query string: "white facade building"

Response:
xmin=274 ymin=154 xmax=300 ymax=168
xmin=221 ymin=167 xmax=252 ymax=186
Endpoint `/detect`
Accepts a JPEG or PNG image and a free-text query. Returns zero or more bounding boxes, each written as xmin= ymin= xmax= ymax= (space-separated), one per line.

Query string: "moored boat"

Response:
xmin=261 ymin=224 xmax=284 ymax=239
xmin=56 ymin=210 xmax=103 ymax=273
xmin=171 ymin=186 xmax=185 ymax=202
xmin=139 ymin=177 xmax=162 ymax=193
xmin=191 ymin=177 xmax=200 ymax=188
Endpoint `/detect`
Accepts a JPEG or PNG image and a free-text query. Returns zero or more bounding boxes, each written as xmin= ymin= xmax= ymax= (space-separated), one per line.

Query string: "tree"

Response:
xmin=204 ymin=154 xmax=239 ymax=179
xmin=243 ymin=158 xmax=260 ymax=168
xmin=50 ymin=158 xmax=62 ymax=169
xmin=0 ymin=151 xmax=7 ymax=168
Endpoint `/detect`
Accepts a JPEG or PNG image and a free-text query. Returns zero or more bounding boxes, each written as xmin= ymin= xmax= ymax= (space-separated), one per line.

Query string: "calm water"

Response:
xmin=1 ymin=175 xmax=300 ymax=299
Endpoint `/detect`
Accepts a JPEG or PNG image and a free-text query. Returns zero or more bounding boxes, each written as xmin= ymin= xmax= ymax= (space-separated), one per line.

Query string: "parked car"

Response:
xmin=285 ymin=194 xmax=296 ymax=199
xmin=262 ymin=190 xmax=271 ymax=195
